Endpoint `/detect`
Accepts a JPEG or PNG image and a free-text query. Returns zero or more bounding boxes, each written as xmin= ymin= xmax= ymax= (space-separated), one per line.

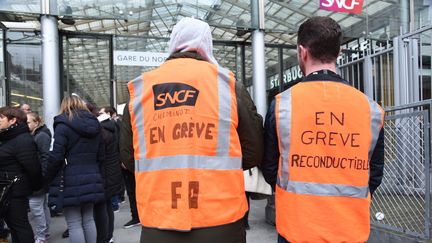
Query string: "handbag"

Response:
xmin=244 ymin=167 xmax=272 ymax=196
xmin=0 ymin=176 xmax=19 ymax=218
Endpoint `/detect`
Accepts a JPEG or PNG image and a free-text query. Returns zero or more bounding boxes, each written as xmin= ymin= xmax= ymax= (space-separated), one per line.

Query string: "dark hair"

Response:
xmin=297 ymin=16 xmax=342 ymax=63
xmin=86 ymin=103 xmax=99 ymax=117
xmin=0 ymin=106 xmax=27 ymax=124
xmin=103 ymin=106 xmax=117 ymax=116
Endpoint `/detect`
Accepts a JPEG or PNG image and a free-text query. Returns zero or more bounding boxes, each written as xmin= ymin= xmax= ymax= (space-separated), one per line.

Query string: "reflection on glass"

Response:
xmin=63 ymin=37 xmax=111 ymax=107
xmin=7 ymin=31 xmax=43 ymax=114
xmin=0 ymin=30 xmax=4 ymax=107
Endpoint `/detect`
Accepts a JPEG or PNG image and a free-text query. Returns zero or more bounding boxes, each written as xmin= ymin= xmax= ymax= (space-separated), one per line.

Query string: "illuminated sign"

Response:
xmin=319 ymin=0 xmax=364 ymax=14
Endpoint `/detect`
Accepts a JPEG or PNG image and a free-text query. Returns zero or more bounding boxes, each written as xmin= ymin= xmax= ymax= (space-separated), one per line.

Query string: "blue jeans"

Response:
xmin=29 ymin=193 xmax=50 ymax=240
xmin=64 ymin=204 xmax=97 ymax=243
xmin=111 ymin=195 xmax=119 ymax=211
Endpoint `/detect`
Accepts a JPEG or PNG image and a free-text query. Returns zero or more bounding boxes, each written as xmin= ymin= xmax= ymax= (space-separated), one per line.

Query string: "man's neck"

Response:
xmin=304 ymin=63 xmax=337 ymax=76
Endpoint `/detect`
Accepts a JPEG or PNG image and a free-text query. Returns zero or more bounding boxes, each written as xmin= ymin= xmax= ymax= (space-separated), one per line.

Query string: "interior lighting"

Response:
xmin=11 ymin=92 xmax=43 ymax=101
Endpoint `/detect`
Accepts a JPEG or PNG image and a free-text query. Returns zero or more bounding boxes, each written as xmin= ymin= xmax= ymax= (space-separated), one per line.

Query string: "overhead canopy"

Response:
xmin=1 ymin=0 xmax=430 ymax=106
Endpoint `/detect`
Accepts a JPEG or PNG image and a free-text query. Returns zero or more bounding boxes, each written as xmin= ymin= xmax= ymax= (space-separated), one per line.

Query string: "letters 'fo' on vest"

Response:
xmin=127 ymin=58 xmax=247 ymax=231
xmin=275 ymin=81 xmax=384 ymax=242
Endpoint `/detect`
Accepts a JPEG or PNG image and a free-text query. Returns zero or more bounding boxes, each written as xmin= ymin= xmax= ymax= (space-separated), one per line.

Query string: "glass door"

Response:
xmin=62 ymin=34 xmax=112 ymax=107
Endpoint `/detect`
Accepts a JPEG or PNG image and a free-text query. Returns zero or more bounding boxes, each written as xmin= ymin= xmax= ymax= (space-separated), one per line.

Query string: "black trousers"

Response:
xmin=94 ymin=200 xmax=109 ymax=243
xmin=4 ymin=197 xmax=34 ymax=243
xmin=243 ymin=192 xmax=251 ymax=226
xmin=140 ymin=218 xmax=246 ymax=243
xmin=0 ymin=219 xmax=7 ymax=238
xmin=94 ymin=199 xmax=115 ymax=243
xmin=122 ymin=169 xmax=138 ymax=220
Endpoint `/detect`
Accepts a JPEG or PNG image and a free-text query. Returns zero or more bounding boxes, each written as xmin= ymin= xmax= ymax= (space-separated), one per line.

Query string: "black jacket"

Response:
xmin=120 ymin=52 xmax=264 ymax=173
xmin=99 ymin=118 xmax=124 ymax=199
xmin=0 ymin=123 xmax=42 ymax=197
xmin=46 ymin=110 xmax=105 ymax=209
xmin=32 ymin=125 xmax=52 ymax=194
xmin=261 ymin=71 xmax=385 ymax=195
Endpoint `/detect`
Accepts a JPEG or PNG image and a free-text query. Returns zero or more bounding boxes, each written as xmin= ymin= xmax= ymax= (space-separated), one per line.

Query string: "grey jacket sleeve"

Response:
xmin=119 ymin=103 xmax=135 ymax=173
xmin=235 ymin=82 xmax=264 ymax=170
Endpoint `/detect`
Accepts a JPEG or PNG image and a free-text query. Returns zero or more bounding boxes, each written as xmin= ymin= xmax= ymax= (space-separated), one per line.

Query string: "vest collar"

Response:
xmin=303 ymin=69 xmax=349 ymax=85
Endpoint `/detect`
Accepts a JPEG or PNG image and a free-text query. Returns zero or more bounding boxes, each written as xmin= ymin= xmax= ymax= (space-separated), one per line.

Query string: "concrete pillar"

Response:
xmin=41 ymin=15 xmax=60 ymax=132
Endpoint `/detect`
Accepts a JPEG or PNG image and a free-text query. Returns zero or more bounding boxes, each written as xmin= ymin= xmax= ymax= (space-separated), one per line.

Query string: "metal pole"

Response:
xmin=109 ymin=36 xmax=115 ymax=108
xmin=411 ymin=38 xmax=419 ymax=103
xmin=401 ymin=0 xmax=409 ymax=34
xmin=363 ymin=56 xmax=374 ymax=99
xmin=393 ymin=37 xmax=401 ymax=106
xmin=278 ymin=47 xmax=284 ymax=93
xmin=251 ymin=0 xmax=267 ymax=117
xmin=41 ymin=15 xmax=60 ymax=132
xmin=2 ymin=30 xmax=7 ymax=106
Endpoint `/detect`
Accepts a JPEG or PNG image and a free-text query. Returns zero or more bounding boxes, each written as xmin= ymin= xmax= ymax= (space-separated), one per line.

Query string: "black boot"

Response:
xmin=62 ymin=229 xmax=69 ymax=238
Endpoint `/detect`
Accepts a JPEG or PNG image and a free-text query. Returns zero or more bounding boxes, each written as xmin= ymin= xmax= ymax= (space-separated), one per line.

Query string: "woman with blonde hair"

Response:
xmin=45 ymin=95 xmax=105 ymax=243
xmin=27 ymin=112 xmax=52 ymax=243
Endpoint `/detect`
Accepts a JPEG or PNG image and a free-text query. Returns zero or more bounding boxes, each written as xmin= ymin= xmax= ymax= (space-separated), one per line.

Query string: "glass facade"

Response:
xmin=6 ymin=31 xmax=43 ymax=114
xmin=0 ymin=30 xmax=4 ymax=107
xmin=62 ymin=35 xmax=111 ymax=107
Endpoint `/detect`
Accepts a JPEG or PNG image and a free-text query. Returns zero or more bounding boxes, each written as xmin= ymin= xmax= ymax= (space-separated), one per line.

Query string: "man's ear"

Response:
xmin=8 ymin=117 xmax=17 ymax=126
xmin=298 ymin=45 xmax=307 ymax=62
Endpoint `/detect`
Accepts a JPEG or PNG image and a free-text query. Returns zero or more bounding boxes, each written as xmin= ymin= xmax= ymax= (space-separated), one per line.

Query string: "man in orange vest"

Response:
xmin=261 ymin=16 xmax=385 ymax=243
xmin=119 ymin=17 xmax=264 ymax=243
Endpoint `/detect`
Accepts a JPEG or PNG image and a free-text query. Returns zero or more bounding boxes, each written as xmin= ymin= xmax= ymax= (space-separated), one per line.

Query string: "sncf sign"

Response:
xmin=319 ymin=0 xmax=364 ymax=14
xmin=153 ymin=83 xmax=199 ymax=110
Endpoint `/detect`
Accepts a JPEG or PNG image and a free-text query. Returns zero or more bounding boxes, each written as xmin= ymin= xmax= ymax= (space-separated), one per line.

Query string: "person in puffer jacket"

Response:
xmin=45 ymin=95 xmax=105 ymax=243
xmin=27 ymin=112 xmax=52 ymax=243
xmin=0 ymin=106 xmax=42 ymax=243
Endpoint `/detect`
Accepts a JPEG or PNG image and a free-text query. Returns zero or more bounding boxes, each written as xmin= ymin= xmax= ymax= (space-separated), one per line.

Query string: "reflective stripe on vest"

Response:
xmin=134 ymin=156 xmax=241 ymax=172
xmin=276 ymin=83 xmax=384 ymax=199
xmin=128 ymin=76 xmax=146 ymax=162
xmin=368 ymin=97 xmax=384 ymax=161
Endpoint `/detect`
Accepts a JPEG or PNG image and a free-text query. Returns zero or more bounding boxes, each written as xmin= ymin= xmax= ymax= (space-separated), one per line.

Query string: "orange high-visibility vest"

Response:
xmin=127 ymin=58 xmax=247 ymax=231
xmin=275 ymin=80 xmax=384 ymax=242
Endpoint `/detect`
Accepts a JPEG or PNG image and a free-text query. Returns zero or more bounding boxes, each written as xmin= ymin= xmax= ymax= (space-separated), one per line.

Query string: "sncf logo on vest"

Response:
xmin=153 ymin=83 xmax=199 ymax=110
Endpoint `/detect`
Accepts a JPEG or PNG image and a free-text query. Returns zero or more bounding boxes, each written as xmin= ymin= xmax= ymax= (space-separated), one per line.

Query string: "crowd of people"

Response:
xmin=0 ymin=16 xmax=384 ymax=243
xmin=0 ymin=100 xmax=139 ymax=243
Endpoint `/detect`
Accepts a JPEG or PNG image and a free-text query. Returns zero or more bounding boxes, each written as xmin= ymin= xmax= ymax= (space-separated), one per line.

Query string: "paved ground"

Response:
xmin=27 ymin=197 xmax=277 ymax=243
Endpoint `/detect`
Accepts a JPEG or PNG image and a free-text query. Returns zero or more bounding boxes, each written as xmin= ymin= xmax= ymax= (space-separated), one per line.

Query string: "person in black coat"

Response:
xmin=0 ymin=106 xmax=43 ymax=243
xmin=45 ymin=96 xmax=105 ymax=243
xmin=87 ymin=103 xmax=124 ymax=243
xmin=27 ymin=112 xmax=52 ymax=243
